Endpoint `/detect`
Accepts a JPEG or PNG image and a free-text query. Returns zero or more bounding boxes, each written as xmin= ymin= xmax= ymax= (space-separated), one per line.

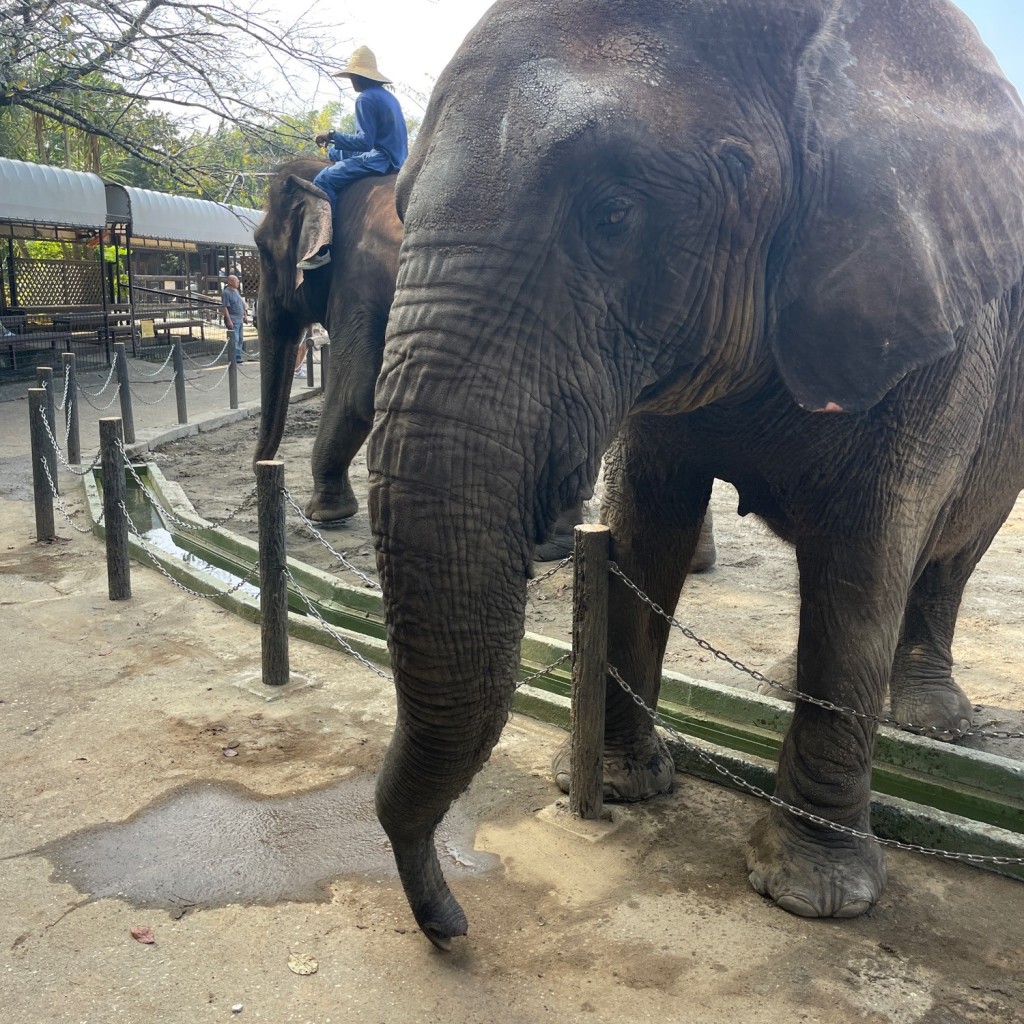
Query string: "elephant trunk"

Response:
xmin=253 ymin=311 xmax=304 ymax=467
xmin=368 ymin=293 xmax=564 ymax=946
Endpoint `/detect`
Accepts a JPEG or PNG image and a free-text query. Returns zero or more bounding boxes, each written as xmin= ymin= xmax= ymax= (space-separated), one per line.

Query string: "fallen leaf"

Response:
xmin=130 ymin=925 xmax=155 ymax=944
xmin=98 ymin=649 xmax=114 ymax=657
xmin=287 ymin=952 xmax=318 ymax=976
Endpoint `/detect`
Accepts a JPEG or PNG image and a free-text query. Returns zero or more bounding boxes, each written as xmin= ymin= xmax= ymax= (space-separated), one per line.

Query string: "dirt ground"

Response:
xmin=2 ymin=395 xmax=1024 ymax=1024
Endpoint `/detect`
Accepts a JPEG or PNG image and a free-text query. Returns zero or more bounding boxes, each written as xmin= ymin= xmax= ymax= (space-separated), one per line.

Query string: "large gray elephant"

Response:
xmin=253 ymin=158 xmax=400 ymax=521
xmin=366 ymin=0 xmax=1024 ymax=948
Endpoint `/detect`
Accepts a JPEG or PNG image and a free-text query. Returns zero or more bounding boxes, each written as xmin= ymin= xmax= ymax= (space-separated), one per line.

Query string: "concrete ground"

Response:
xmin=1 ymin=351 xmax=1023 ymax=1024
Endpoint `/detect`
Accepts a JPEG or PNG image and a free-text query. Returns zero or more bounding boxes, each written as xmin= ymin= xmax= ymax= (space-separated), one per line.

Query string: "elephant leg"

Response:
xmin=889 ymin=510 xmax=1010 ymax=739
xmin=745 ymin=532 xmax=908 ymax=919
xmin=305 ymin=318 xmax=381 ymax=523
xmin=553 ymin=422 xmax=712 ymax=801
xmin=306 ymin=405 xmax=366 ymax=522
xmin=534 ymin=501 xmax=585 ymax=561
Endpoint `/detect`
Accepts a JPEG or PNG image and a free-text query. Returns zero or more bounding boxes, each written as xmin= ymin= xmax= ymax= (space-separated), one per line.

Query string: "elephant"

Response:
xmin=252 ymin=158 xmax=400 ymax=521
xmin=365 ymin=0 xmax=1024 ymax=948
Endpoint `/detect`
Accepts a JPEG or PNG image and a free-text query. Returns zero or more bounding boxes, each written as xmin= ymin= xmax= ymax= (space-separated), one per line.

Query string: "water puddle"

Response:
xmin=40 ymin=774 xmax=499 ymax=912
xmin=122 ymin=474 xmax=259 ymax=599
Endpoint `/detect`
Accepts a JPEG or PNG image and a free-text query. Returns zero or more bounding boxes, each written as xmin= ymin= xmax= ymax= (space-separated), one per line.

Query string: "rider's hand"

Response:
xmin=314 ymin=131 xmax=331 ymax=148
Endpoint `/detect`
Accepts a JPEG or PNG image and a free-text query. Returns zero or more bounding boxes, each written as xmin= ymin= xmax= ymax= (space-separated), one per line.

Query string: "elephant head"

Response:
xmin=253 ymin=161 xmax=400 ymax=521
xmin=367 ymin=0 xmax=1024 ymax=946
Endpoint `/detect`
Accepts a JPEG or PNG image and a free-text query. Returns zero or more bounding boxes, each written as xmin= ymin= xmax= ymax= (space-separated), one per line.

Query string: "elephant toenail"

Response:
xmin=776 ymin=894 xmax=820 ymax=917
xmin=834 ymin=899 xmax=872 ymax=919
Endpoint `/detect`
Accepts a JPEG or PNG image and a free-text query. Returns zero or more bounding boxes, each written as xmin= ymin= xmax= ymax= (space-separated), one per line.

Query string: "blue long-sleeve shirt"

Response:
xmin=329 ymin=84 xmax=408 ymax=170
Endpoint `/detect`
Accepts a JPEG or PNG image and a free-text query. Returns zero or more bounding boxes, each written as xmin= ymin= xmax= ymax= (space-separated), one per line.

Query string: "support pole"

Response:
xmin=100 ymin=417 xmax=131 ymax=601
xmin=62 ymin=352 xmax=80 ymax=465
xmin=172 ymin=338 xmax=188 ymax=425
xmin=305 ymin=343 xmax=314 ymax=388
xmin=35 ymin=366 xmax=58 ymax=495
xmin=569 ymin=523 xmax=609 ymax=819
xmin=113 ymin=342 xmax=135 ymax=444
xmin=228 ymin=353 xmax=239 ymax=410
xmin=320 ymin=343 xmax=330 ymax=396
xmin=28 ymin=388 xmax=55 ymax=542
xmin=256 ymin=460 xmax=289 ymax=686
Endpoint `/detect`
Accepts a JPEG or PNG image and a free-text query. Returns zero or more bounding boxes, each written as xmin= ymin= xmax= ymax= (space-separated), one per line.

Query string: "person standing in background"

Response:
xmin=221 ymin=274 xmax=248 ymax=363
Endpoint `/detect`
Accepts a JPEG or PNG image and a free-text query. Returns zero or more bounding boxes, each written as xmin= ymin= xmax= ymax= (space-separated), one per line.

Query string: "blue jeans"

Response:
xmin=231 ymin=322 xmax=244 ymax=361
xmin=313 ymin=150 xmax=392 ymax=205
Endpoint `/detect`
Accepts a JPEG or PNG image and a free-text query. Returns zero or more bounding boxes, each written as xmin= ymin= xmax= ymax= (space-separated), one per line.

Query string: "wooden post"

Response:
xmin=172 ymin=338 xmax=188 ymax=424
xmin=256 ymin=460 xmax=289 ymax=685
xmin=100 ymin=417 xmax=131 ymax=601
xmin=305 ymin=343 xmax=314 ymax=388
xmin=569 ymin=524 xmax=609 ymax=819
xmin=62 ymin=352 xmax=81 ymax=465
xmin=320 ymin=343 xmax=330 ymax=395
xmin=228 ymin=355 xmax=239 ymax=410
xmin=113 ymin=342 xmax=135 ymax=444
xmin=35 ymin=366 xmax=58 ymax=495
xmin=28 ymin=388 xmax=55 ymax=542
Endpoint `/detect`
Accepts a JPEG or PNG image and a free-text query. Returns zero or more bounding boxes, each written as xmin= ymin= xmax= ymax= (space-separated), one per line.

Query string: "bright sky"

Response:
xmin=316 ymin=0 xmax=1023 ymax=116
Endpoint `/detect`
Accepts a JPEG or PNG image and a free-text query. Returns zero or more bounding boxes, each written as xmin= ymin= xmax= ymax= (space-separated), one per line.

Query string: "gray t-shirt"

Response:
xmin=222 ymin=287 xmax=246 ymax=324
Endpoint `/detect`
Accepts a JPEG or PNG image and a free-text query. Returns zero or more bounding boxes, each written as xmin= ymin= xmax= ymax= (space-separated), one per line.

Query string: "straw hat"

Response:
xmin=332 ymin=46 xmax=392 ymax=84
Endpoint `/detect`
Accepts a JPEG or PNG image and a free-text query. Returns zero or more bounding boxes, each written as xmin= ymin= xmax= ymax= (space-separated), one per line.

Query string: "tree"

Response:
xmin=0 ymin=0 xmax=351 ymax=195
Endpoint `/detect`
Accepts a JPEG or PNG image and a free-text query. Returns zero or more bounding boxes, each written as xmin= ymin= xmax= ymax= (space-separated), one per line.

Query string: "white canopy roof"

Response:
xmin=0 ymin=157 xmax=263 ymax=245
xmin=105 ymin=184 xmax=263 ymax=246
xmin=0 ymin=157 xmax=107 ymax=229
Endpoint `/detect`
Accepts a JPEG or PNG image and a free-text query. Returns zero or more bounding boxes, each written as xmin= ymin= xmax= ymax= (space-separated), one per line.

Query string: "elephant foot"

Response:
xmin=745 ymin=808 xmax=886 ymax=919
xmin=551 ymin=731 xmax=675 ymax=802
xmin=305 ymin=485 xmax=358 ymax=523
xmin=755 ymin=649 xmax=798 ymax=700
xmin=890 ymin=676 xmax=973 ymax=741
xmin=688 ymin=511 xmax=717 ymax=574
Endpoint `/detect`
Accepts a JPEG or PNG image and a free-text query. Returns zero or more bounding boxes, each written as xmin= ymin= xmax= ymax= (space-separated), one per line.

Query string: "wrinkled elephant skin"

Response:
xmin=367 ymin=0 xmax=1024 ymax=946
xmin=253 ymin=160 xmax=400 ymax=522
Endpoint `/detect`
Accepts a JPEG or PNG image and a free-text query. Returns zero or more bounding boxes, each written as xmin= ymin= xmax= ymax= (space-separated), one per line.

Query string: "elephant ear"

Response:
xmin=282 ymin=174 xmax=334 ymax=291
xmin=773 ymin=3 xmax=1024 ymax=413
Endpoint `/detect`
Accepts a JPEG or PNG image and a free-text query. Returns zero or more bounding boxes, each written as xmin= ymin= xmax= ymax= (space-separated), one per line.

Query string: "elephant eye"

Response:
xmin=594 ymin=197 xmax=634 ymax=233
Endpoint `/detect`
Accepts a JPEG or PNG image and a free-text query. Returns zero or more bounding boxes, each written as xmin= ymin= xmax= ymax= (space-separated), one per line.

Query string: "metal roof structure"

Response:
xmin=0 ymin=157 xmax=263 ymax=245
xmin=0 ymin=157 xmax=107 ymax=230
xmin=105 ymin=184 xmax=263 ymax=246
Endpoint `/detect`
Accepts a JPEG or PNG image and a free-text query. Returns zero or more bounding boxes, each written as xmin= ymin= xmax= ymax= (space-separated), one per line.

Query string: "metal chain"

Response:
xmin=128 ymin=373 xmax=178 ymax=406
xmin=78 ymin=360 xmax=118 ymax=397
xmin=607 ymin=663 xmax=1024 ymax=868
xmin=609 ymin=563 xmax=1024 ymax=741
xmin=55 ymin=363 xmax=71 ymax=411
xmin=528 ymin=554 xmax=573 ymax=589
xmin=283 ymin=567 xmax=391 ymax=678
xmin=516 ymin=652 xmax=572 ymax=689
xmin=185 ymin=363 xmax=231 ymax=392
xmin=282 ymin=488 xmax=381 ymax=589
xmin=78 ymin=381 xmax=121 ymax=411
xmin=37 ymin=401 xmax=101 ymax=476
xmin=117 ymin=444 xmax=257 ymax=530
xmin=129 ymin=347 xmax=175 ymax=379
xmin=119 ymin=500 xmax=260 ymax=599
xmin=38 ymin=454 xmax=94 ymax=534
xmin=182 ymin=338 xmax=230 ymax=368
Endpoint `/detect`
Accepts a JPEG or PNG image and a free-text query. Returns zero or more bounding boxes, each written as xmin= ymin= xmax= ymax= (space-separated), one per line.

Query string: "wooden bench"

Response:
xmin=148 ymin=318 xmax=206 ymax=342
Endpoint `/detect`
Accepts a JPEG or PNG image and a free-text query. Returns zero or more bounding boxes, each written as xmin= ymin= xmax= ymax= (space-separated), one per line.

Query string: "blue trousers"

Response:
xmin=231 ymin=322 xmax=245 ymax=361
xmin=313 ymin=150 xmax=392 ymax=205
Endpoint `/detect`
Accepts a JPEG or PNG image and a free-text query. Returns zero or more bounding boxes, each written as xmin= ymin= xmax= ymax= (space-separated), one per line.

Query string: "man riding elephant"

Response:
xmin=294 ymin=46 xmax=409 ymax=273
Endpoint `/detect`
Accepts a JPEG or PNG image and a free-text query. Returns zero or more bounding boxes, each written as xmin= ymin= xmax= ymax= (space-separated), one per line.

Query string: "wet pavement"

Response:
xmin=42 ymin=774 xmax=498 ymax=914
